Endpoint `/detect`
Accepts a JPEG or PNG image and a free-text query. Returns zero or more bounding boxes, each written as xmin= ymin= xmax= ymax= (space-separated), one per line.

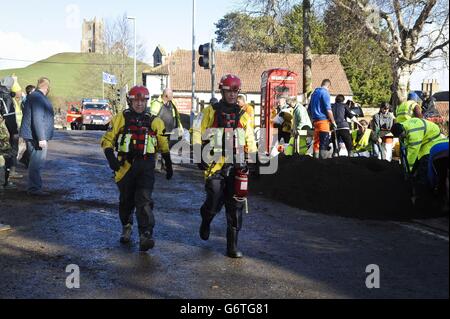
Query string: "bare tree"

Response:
xmin=333 ymin=0 xmax=449 ymax=107
xmin=103 ymin=13 xmax=147 ymax=113
xmin=233 ymin=0 xmax=326 ymax=99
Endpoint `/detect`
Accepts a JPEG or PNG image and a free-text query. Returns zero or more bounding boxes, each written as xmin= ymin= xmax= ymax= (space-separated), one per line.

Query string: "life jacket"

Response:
xmin=210 ymin=103 xmax=245 ymax=159
xmin=116 ymin=110 xmax=157 ymax=160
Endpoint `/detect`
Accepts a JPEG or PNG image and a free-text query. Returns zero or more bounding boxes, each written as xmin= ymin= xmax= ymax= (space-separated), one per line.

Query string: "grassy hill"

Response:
xmin=0 ymin=52 xmax=151 ymax=107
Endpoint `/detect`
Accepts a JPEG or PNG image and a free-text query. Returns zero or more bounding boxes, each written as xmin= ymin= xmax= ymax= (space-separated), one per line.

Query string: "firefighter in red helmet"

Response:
xmin=101 ymin=85 xmax=173 ymax=252
xmin=193 ymin=74 xmax=257 ymax=258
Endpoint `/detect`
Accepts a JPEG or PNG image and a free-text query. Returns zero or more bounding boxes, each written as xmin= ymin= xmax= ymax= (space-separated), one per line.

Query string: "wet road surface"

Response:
xmin=0 ymin=131 xmax=448 ymax=298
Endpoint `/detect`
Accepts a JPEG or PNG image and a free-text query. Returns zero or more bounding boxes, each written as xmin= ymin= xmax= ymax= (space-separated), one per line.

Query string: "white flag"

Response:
xmin=102 ymin=72 xmax=117 ymax=85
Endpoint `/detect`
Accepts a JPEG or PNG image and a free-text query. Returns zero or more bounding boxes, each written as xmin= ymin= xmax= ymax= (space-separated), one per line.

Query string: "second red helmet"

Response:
xmin=219 ymin=74 xmax=241 ymax=92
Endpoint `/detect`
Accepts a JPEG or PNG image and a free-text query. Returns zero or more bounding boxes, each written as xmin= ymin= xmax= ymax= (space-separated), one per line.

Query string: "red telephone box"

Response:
xmin=260 ymin=69 xmax=298 ymax=154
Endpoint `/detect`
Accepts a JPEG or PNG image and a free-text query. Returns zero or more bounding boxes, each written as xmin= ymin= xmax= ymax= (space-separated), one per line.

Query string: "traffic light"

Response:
xmin=198 ymin=43 xmax=211 ymax=69
xmin=115 ymin=89 xmax=122 ymax=104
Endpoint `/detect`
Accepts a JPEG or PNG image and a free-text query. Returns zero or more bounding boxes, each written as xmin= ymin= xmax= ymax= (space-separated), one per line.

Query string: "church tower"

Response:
xmin=81 ymin=18 xmax=105 ymax=53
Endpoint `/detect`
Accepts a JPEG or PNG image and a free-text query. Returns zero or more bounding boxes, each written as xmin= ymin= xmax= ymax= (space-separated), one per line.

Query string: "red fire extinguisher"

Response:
xmin=234 ymin=167 xmax=249 ymax=199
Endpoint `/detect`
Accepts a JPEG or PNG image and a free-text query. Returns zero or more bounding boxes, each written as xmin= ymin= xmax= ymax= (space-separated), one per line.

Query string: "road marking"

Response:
xmin=393 ymin=222 xmax=449 ymax=242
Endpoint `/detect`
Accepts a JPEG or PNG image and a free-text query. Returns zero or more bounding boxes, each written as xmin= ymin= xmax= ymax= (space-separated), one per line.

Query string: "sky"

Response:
xmin=0 ymin=0 xmax=448 ymax=91
xmin=0 ymin=0 xmax=238 ymax=67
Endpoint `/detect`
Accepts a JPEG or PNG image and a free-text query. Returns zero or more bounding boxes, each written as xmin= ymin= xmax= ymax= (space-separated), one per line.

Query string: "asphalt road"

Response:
xmin=0 ymin=131 xmax=448 ymax=299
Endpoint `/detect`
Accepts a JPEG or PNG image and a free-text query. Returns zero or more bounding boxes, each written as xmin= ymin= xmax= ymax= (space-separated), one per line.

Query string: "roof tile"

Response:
xmin=145 ymin=50 xmax=353 ymax=96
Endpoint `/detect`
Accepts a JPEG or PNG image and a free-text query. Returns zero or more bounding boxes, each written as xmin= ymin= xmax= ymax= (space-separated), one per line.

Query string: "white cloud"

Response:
xmin=0 ymin=31 xmax=75 ymax=70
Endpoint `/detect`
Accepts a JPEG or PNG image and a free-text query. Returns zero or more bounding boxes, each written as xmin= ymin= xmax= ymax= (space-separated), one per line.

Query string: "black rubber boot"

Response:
xmin=199 ymin=219 xmax=211 ymax=241
xmin=199 ymin=207 xmax=213 ymax=241
xmin=120 ymin=223 xmax=133 ymax=244
xmin=226 ymin=227 xmax=243 ymax=258
xmin=4 ymin=167 xmax=10 ymax=187
xmin=139 ymin=230 xmax=155 ymax=252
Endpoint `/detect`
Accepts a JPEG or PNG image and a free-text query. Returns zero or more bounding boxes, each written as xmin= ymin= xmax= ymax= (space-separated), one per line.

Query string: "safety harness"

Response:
xmin=211 ymin=103 xmax=244 ymax=157
xmin=116 ymin=110 xmax=157 ymax=162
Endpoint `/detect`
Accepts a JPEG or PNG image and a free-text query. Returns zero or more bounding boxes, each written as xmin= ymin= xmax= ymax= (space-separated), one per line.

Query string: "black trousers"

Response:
xmin=117 ymin=157 xmax=156 ymax=235
xmin=201 ymin=167 xmax=244 ymax=231
xmin=331 ymin=129 xmax=353 ymax=155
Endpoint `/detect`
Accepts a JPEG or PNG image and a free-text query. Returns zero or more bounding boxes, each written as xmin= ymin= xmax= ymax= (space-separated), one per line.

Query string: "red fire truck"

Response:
xmin=260 ymin=69 xmax=299 ymax=154
xmin=66 ymin=99 xmax=112 ymax=130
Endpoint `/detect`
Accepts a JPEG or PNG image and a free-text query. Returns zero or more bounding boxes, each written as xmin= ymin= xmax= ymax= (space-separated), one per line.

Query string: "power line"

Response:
xmin=0 ymin=57 xmax=148 ymax=67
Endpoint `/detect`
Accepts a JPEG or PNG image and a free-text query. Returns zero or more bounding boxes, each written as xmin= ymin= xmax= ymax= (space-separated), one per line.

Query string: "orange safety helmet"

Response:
xmin=219 ymin=74 xmax=241 ymax=92
xmin=128 ymin=86 xmax=150 ymax=101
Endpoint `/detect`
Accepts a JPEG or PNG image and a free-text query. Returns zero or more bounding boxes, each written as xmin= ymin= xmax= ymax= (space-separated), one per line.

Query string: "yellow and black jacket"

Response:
xmin=193 ymin=102 xmax=257 ymax=179
xmin=101 ymin=109 xmax=169 ymax=182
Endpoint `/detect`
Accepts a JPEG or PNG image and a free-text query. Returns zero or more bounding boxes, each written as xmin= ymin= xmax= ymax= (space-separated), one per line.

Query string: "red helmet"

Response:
xmin=128 ymin=86 xmax=150 ymax=100
xmin=219 ymin=74 xmax=241 ymax=92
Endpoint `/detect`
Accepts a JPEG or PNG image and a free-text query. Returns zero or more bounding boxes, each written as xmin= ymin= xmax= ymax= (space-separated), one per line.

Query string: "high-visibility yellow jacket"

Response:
xmin=150 ymin=96 xmax=183 ymax=133
xmin=396 ymin=100 xmax=419 ymax=124
xmin=14 ymin=99 xmax=22 ymax=129
xmin=193 ymin=103 xmax=257 ymax=179
xmin=101 ymin=110 xmax=169 ymax=183
xmin=240 ymin=103 xmax=255 ymax=130
xmin=286 ymin=135 xmax=308 ymax=156
xmin=352 ymin=128 xmax=374 ymax=153
xmin=401 ymin=118 xmax=448 ymax=170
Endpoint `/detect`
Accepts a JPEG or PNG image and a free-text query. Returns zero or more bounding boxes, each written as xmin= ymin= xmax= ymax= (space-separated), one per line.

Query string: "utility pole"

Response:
xmin=127 ymin=16 xmax=137 ymax=86
xmin=210 ymin=39 xmax=216 ymax=100
xmin=191 ymin=0 xmax=197 ymax=122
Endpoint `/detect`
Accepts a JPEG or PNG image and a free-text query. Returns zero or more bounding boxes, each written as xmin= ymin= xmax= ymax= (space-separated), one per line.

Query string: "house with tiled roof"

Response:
xmin=433 ymin=91 xmax=449 ymax=124
xmin=143 ymin=47 xmax=353 ymax=127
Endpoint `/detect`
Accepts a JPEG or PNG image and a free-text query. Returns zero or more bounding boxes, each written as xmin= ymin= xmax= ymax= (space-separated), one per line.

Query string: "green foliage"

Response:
xmin=215 ymin=12 xmax=287 ymax=52
xmin=282 ymin=4 xmax=328 ymax=54
xmin=215 ymin=5 xmax=328 ymax=54
xmin=324 ymin=4 xmax=392 ymax=106
xmin=0 ymin=52 xmax=150 ymax=109
xmin=215 ymin=2 xmax=393 ymax=107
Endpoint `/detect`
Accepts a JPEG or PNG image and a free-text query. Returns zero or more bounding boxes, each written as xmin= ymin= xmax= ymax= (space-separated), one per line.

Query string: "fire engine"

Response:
xmin=67 ymin=99 xmax=112 ymax=130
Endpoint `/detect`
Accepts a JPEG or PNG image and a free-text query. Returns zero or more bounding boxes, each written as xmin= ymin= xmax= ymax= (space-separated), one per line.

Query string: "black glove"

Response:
xmin=104 ymin=148 xmax=120 ymax=172
xmin=330 ymin=122 xmax=337 ymax=131
xmin=162 ymin=153 xmax=173 ymax=180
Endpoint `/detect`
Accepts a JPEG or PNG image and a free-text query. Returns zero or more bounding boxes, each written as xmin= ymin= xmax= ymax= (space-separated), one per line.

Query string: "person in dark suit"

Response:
xmin=19 ymin=77 xmax=54 ymax=196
